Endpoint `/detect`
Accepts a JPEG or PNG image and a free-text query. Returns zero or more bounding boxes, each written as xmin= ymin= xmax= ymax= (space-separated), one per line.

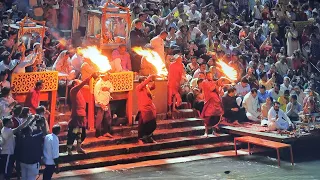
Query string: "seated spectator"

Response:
xmin=193 ymin=63 xmax=206 ymax=78
xmin=222 ymin=87 xmax=247 ymax=125
xmin=258 ymin=85 xmax=271 ymax=103
xmin=235 ymin=77 xmax=251 ymax=97
xmin=243 ymin=66 xmax=259 ymax=89
xmin=259 ymin=72 xmax=274 ymax=90
xmin=243 ymin=88 xmax=261 ymax=122
xmin=269 ymin=83 xmax=282 ymax=101
xmin=209 ymin=66 xmax=221 ymax=79
xmin=278 ymin=90 xmax=290 ymax=112
xmin=186 ymin=56 xmax=199 ymax=76
xmin=53 ymin=50 xmax=76 ymax=80
xmin=111 ymin=44 xmax=132 ymax=72
xmin=292 ymin=85 xmax=306 ymax=105
xmin=189 ymin=72 xmax=205 ymax=89
xmin=261 ymin=97 xmax=273 ymax=126
xmin=303 ymin=89 xmax=319 ymax=114
xmin=286 ymin=94 xmax=303 ymax=122
xmin=280 ymin=76 xmax=293 ymax=94
xmin=268 ymin=101 xmax=293 ymax=131
xmin=275 ymin=56 xmax=289 ymax=77
xmin=267 ymin=64 xmax=283 ymax=84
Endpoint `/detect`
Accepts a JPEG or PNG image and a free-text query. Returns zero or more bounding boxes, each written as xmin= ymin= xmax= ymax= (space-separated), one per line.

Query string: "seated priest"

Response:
xmin=222 ymin=87 xmax=247 ymax=125
xmin=268 ymin=101 xmax=293 ymax=131
xmin=111 ymin=44 xmax=132 ymax=72
xmin=53 ymin=50 xmax=76 ymax=80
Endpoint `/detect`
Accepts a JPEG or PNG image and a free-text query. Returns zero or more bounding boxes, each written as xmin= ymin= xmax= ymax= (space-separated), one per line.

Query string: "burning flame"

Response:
xmin=79 ymin=46 xmax=111 ymax=73
xmin=132 ymin=47 xmax=168 ymax=76
xmin=216 ymin=59 xmax=237 ymax=81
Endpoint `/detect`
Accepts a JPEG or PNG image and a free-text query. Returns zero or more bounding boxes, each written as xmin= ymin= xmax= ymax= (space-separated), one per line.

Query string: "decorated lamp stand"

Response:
xmin=11 ymin=16 xmax=47 ymax=71
xmin=86 ymin=0 xmax=131 ymax=49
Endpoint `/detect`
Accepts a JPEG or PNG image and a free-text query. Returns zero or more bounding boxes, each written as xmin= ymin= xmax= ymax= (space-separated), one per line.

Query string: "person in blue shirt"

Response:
xmin=258 ymin=85 xmax=271 ymax=103
xmin=286 ymin=94 xmax=303 ymax=122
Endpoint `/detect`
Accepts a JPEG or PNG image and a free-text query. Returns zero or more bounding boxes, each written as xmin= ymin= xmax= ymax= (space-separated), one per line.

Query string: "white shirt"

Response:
xmin=0 ymin=61 xmax=10 ymax=72
xmin=187 ymin=10 xmax=201 ymax=22
xmin=190 ymin=27 xmax=203 ymax=41
xmin=268 ymin=88 xmax=282 ymax=100
xmin=43 ymin=133 xmax=59 ymax=165
xmin=1 ymin=127 xmax=15 ymax=155
xmin=243 ymin=92 xmax=260 ymax=118
xmin=94 ymin=79 xmax=114 ymax=109
xmin=268 ymin=107 xmax=292 ymax=125
xmin=13 ymin=56 xmax=37 ymax=74
xmin=70 ymin=54 xmax=83 ymax=72
xmin=0 ymin=96 xmax=15 ymax=118
xmin=235 ymin=83 xmax=251 ymax=97
xmin=280 ymin=84 xmax=292 ymax=94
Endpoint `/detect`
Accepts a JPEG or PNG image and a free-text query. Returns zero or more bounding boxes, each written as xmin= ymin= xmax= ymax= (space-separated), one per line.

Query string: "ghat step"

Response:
xmin=58 ymin=118 xmax=204 ymax=141
xmin=55 ymin=109 xmax=199 ymax=124
xmin=59 ymin=134 xmax=231 ymax=163
xmin=59 ymin=141 xmax=235 ymax=172
xmin=59 ymin=126 xmax=207 ymax=152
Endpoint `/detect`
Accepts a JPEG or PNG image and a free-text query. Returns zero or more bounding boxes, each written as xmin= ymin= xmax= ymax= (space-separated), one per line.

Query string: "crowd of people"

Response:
xmin=0 ymin=0 xmax=320 ymax=179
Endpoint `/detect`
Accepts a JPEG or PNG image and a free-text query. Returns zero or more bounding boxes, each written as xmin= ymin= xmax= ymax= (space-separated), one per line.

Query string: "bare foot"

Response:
xmin=203 ymin=133 xmax=208 ymax=138
xmin=233 ymin=120 xmax=241 ymax=126
xmin=149 ymin=137 xmax=157 ymax=143
xmin=138 ymin=139 xmax=145 ymax=145
xmin=76 ymin=147 xmax=86 ymax=154
xmin=212 ymin=131 xmax=220 ymax=137
xmin=103 ymin=133 xmax=113 ymax=138
xmin=172 ymin=108 xmax=179 ymax=113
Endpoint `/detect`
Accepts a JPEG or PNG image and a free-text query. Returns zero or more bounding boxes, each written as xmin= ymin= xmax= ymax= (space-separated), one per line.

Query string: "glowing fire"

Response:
xmin=132 ymin=47 xmax=168 ymax=76
xmin=216 ymin=59 xmax=237 ymax=81
xmin=79 ymin=46 xmax=111 ymax=73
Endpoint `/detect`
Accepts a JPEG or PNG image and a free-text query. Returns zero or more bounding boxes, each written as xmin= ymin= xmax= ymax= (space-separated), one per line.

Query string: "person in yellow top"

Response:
xmin=259 ymin=72 xmax=275 ymax=90
xmin=277 ymin=90 xmax=290 ymax=112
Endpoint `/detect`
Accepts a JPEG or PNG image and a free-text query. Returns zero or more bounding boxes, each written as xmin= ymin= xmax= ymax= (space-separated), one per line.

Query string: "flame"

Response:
xmin=79 ymin=46 xmax=111 ymax=73
xmin=216 ymin=59 xmax=237 ymax=81
xmin=132 ymin=47 xmax=168 ymax=76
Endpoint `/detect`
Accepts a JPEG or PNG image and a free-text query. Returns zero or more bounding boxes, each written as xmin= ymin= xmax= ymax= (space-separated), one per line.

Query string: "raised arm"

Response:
xmin=13 ymin=115 xmax=34 ymax=134
xmin=136 ymin=75 xmax=156 ymax=91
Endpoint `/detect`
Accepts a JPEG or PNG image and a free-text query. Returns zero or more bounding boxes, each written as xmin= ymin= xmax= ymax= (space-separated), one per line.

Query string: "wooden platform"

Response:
xmin=220 ymin=124 xmax=320 ymax=143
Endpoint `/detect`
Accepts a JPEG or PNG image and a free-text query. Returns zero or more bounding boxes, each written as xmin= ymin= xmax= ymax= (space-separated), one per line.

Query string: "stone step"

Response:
xmin=59 ymin=135 xmax=231 ymax=163
xmin=59 ymin=126 xmax=206 ymax=152
xmin=55 ymin=109 xmax=198 ymax=125
xmin=171 ymin=109 xmax=199 ymax=119
xmin=58 ymin=142 xmax=235 ymax=172
xmin=58 ymin=118 xmax=204 ymax=141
